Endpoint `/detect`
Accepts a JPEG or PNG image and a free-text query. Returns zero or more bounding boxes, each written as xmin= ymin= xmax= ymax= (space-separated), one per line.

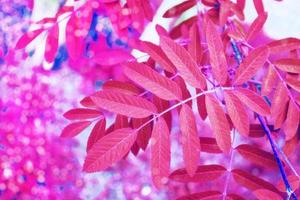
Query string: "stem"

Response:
xmin=257 ymin=116 xmax=297 ymax=200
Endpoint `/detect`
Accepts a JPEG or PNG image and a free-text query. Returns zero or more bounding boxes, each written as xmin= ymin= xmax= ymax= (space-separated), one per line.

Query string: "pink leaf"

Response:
xmin=124 ymin=62 xmax=182 ymax=100
xmin=102 ymin=80 xmax=142 ymax=95
xmin=261 ymin=65 xmax=278 ymax=96
xmin=63 ymin=108 xmax=102 ymax=120
xmin=83 ymin=128 xmax=137 ymax=172
xmin=151 ymin=117 xmax=171 ymax=188
xmin=179 ymin=104 xmax=200 ymax=177
xmin=273 ymin=59 xmax=300 ymax=73
xmin=132 ymin=117 xmax=152 ymax=150
xmin=234 ymin=46 xmax=269 ymax=85
xmin=163 ymin=0 xmax=196 ymax=18
xmin=224 ymin=90 xmax=249 ymax=136
xmin=205 ymin=94 xmax=231 ymax=153
xmin=200 ymin=137 xmax=222 ymax=154
xmin=205 ymin=17 xmax=228 ymax=85
xmin=86 ymin=119 xmax=106 ymax=152
xmin=15 ymin=29 xmax=44 ymax=49
xmin=45 ymin=23 xmax=59 ymax=62
xmin=160 ymin=36 xmax=206 ymax=89
xmin=284 ymin=100 xmax=299 ymax=140
xmin=253 ymin=0 xmax=265 ymax=15
xmin=91 ymin=91 xmax=157 ymax=118
xmin=61 ymin=121 xmax=92 ymax=137
xmin=188 ymin=23 xmax=203 ymax=64
xmin=176 ymin=191 xmax=222 ymax=200
xmin=233 ymin=88 xmax=271 ymax=116
xmin=267 ymin=38 xmax=300 ymax=54
xmin=169 ymin=164 xmax=226 ymax=183
xmin=246 ymin=12 xmax=268 ymax=41
xmin=253 ymin=189 xmax=282 ymax=200
xmin=141 ymin=41 xmax=176 ymax=73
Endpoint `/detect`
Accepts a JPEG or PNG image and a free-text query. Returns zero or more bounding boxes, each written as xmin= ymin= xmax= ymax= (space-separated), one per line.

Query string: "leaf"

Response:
xmin=286 ymin=75 xmax=300 ymax=92
xmin=45 ymin=23 xmax=59 ymax=62
xmin=197 ymin=89 xmax=208 ymax=120
xmin=224 ymin=90 xmax=249 ymax=136
xmin=124 ymin=62 xmax=182 ymax=100
xmin=179 ymin=104 xmax=200 ymax=177
xmin=114 ymin=115 xmax=129 ymax=130
xmin=61 ymin=121 xmax=92 ymax=137
xmin=283 ymin=134 xmax=299 ymax=156
xmin=151 ymin=117 xmax=171 ymax=188
xmin=174 ymin=76 xmax=192 ymax=107
xmin=91 ymin=91 xmax=157 ymax=118
xmin=63 ymin=108 xmax=102 ymax=120
xmin=267 ymin=38 xmax=300 ymax=54
xmin=169 ymin=164 xmax=226 ymax=183
xmin=199 ymin=137 xmax=222 ymax=153
xmin=66 ymin=5 xmax=92 ymax=59
xmin=284 ymin=100 xmax=299 ymax=140
xmin=132 ymin=117 xmax=152 ymax=150
xmin=86 ymin=119 xmax=106 ymax=152
xmin=205 ymin=17 xmax=228 ymax=85
xmin=273 ymin=59 xmax=300 ymax=73
xmin=80 ymin=96 xmax=96 ymax=108
xmin=277 ymin=175 xmax=300 ymax=192
xmin=176 ymin=191 xmax=222 ymax=200
xmin=163 ymin=0 xmax=196 ymax=18
xmin=253 ymin=0 xmax=265 ymax=15
xmin=153 ymin=95 xmax=172 ymax=129
xmin=227 ymin=193 xmax=246 ymax=200
xmin=261 ymin=65 xmax=278 ymax=96
xmin=235 ymin=144 xmax=278 ymax=168
xmin=249 ymin=124 xmax=267 ymax=138
xmin=253 ymin=189 xmax=282 ymax=200
xmin=233 ymin=88 xmax=270 ymax=116
xmin=102 ymin=80 xmax=142 ymax=95
xmin=141 ymin=41 xmax=176 ymax=73
xmin=83 ymin=128 xmax=137 ymax=172
xmin=232 ymin=169 xmax=279 ymax=192
xmin=205 ymin=94 xmax=231 ymax=153
xmin=246 ymin=12 xmax=268 ymax=41
xmin=160 ymin=36 xmax=206 ymax=89
xmin=271 ymin=82 xmax=289 ymax=118
xmin=219 ymin=0 xmax=232 ymax=26
xmin=188 ymin=24 xmax=203 ymax=64
xmin=15 ymin=29 xmax=44 ymax=49
xmin=234 ymin=46 xmax=269 ymax=85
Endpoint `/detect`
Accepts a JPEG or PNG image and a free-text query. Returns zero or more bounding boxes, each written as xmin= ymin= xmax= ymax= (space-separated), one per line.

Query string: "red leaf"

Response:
xmin=15 ymin=29 xmax=44 ymax=49
xmin=233 ymin=88 xmax=270 ymax=116
xmin=261 ymin=65 xmax=278 ymax=96
xmin=151 ymin=117 xmax=171 ymax=188
xmin=63 ymin=108 xmax=102 ymax=120
xmin=253 ymin=189 xmax=282 ymax=200
xmin=174 ymin=76 xmax=192 ymax=107
xmin=114 ymin=115 xmax=129 ymax=130
xmin=141 ymin=41 xmax=176 ymax=73
xmin=274 ymin=59 xmax=300 ymax=73
xmin=86 ymin=119 xmax=106 ymax=152
xmin=205 ymin=94 xmax=231 ymax=153
xmin=45 ymin=23 xmax=59 ymax=62
xmin=66 ymin=6 xmax=92 ymax=59
xmin=246 ymin=12 xmax=268 ymax=41
xmin=235 ymin=144 xmax=278 ymax=168
xmin=160 ymin=36 xmax=207 ymax=89
xmin=102 ymin=80 xmax=142 ymax=95
xmin=205 ymin=17 xmax=228 ymax=85
xmin=271 ymin=82 xmax=289 ymax=118
xmin=224 ymin=90 xmax=249 ymax=136
xmin=283 ymin=134 xmax=299 ymax=156
xmin=61 ymin=121 xmax=92 ymax=137
xmin=249 ymin=124 xmax=267 ymax=138
xmin=170 ymin=16 xmax=197 ymax=39
xmin=80 ymin=96 xmax=96 ymax=108
xmin=124 ymin=62 xmax=182 ymax=100
xmin=132 ymin=117 xmax=152 ymax=150
xmin=188 ymin=23 xmax=203 ymax=64
xmin=153 ymin=95 xmax=172 ymax=130
xmin=232 ymin=169 xmax=279 ymax=192
xmin=91 ymin=91 xmax=157 ymax=118
xmin=267 ymin=38 xmax=300 ymax=54
xmin=234 ymin=46 xmax=269 ymax=85
xmin=179 ymin=104 xmax=200 ymax=177
xmin=197 ymin=89 xmax=208 ymax=120
xmin=277 ymin=175 xmax=300 ymax=192
xmin=284 ymin=100 xmax=299 ymax=140
xmin=176 ymin=191 xmax=222 ymax=200
xmin=83 ymin=128 xmax=137 ymax=172
xmin=253 ymin=0 xmax=265 ymax=15
xmin=219 ymin=0 xmax=232 ymax=26
xmin=227 ymin=193 xmax=246 ymax=200
xmin=199 ymin=137 xmax=222 ymax=153
xmin=169 ymin=164 xmax=226 ymax=183
xmin=163 ymin=0 xmax=196 ymax=18
xmin=286 ymin=75 xmax=300 ymax=92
